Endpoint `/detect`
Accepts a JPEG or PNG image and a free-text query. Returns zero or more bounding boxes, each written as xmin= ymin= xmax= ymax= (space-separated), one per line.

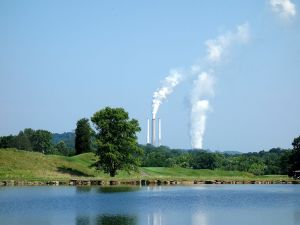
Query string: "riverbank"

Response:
xmin=0 ymin=148 xmax=297 ymax=186
xmin=1 ymin=178 xmax=299 ymax=186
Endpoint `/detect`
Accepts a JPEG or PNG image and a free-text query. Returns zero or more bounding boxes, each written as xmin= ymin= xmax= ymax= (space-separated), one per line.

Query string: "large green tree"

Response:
xmin=288 ymin=136 xmax=300 ymax=176
xmin=75 ymin=118 xmax=92 ymax=155
xmin=91 ymin=107 xmax=142 ymax=177
xmin=31 ymin=130 xmax=52 ymax=154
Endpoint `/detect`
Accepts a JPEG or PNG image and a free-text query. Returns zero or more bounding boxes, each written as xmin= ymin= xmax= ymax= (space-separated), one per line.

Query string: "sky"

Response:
xmin=0 ymin=0 xmax=299 ymax=152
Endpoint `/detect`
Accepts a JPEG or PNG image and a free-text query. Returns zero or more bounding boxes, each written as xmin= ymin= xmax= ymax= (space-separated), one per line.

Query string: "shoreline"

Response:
xmin=1 ymin=178 xmax=299 ymax=186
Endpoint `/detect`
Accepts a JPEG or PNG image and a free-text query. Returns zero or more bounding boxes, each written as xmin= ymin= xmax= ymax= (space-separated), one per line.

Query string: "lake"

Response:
xmin=0 ymin=185 xmax=300 ymax=225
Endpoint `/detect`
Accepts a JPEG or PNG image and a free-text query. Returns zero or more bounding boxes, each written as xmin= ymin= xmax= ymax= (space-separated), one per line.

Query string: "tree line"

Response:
xmin=0 ymin=106 xmax=299 ymax=177
xmin=0 ymin=128 xmax=74 ymax=156
xmin=140 ymin=145 xmax=293 ymax=176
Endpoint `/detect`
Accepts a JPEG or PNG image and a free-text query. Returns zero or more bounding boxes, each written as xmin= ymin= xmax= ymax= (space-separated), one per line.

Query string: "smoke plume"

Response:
xmin=152 ymin=70 xmax=182 ymax=119
xmin=150 ymin=23 xmax=249 ymax=148
xmin=190 ymin=23 xmax=249 ymax=149
xmin=190 ymin=72 xmax=215 ymax=149
xmin=270 ymin=0 xmax=296 ymax=19
xmin=190 ymin=100 xmax=210 ymax=149
xmin=205 ymin=23 xmax=249 ymax=63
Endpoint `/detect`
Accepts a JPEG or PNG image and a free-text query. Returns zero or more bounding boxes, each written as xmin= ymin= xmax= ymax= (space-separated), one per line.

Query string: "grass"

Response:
xmin=0 ymin=148 xmax=292 ymax=182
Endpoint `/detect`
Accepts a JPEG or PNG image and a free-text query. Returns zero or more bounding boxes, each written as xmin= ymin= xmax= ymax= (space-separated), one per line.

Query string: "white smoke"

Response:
xmin=205 ymin=23 xmax=250 ymax=63
xmin=190 ymin=100 xmax=210 ymax=149
xmin=190 ymin=23 xmax=249 ymax=149
xmin=190 ymin=72 xmax=215 ymax=104
xmin=150 ymin=23 xmax=249 ymax=149
xmin=190 ymin=72 xmax=215 ymax=149
xmin=270 ymin=0 xmax=297 ymax=19
xmin=152 ymin=70 xmax=182 ymax=119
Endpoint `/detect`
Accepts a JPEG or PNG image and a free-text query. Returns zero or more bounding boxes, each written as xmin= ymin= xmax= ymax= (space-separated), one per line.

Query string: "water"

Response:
xmin=0 ymin=185 xmax=300 ymax=225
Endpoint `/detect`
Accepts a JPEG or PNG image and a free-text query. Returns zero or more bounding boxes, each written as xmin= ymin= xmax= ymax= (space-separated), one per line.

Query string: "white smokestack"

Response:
xmin=147 ymin=118 xmax=150 ymax=144
xmin=158 ymin=118 xmax=162 ymax=146
xmin=152 ymin=70 xmax=182 ymax=119
xmin=152 ymin=118 xmax=156 ymax=146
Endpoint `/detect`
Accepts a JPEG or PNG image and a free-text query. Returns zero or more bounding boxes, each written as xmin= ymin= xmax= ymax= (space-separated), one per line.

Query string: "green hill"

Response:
xmin=0 ymin=148 xmax=291 ymax=182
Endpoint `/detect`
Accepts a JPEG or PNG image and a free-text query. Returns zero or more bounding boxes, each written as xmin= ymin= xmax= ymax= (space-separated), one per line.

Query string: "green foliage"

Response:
xmin=50 ymin=141 xmax=75 ymax=156
xmin=190 ymin=151 xmax=218 ymax=169
xmin=0 ymin=129 xmax=52 ymax=154
xmin=15 ymin=131 xmax=32 ymax=151
xmin=0 ymin=148 xmax=293 ymax=182
xmin=248 ymin=163 xmax=265 ymax=175
xmin=52 ymin=132 xmax=75 ymax=149
xmin=91 ymin=107 xmax=143 ymax=177
xmin=0 ymin=135 xmax=16 ymax=148
xmin=75 ymin=118 xmax=92 ymax=155
xmin=287 ymin=135 xmax=300 ymax=176
xmin=140 ymin=145 xmax=291 ymax=175
xmin=31 ymin=130 xmax=52 ymax=154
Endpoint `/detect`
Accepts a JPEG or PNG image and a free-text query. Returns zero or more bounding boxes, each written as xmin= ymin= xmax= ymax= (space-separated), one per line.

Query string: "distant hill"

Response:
xmin=52 ymin=132 xmax=75 ymax=149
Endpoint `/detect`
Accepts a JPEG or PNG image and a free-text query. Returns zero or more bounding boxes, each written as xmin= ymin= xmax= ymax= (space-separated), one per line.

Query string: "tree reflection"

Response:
xmin=76 ymin=186 xmax=92 ymax=193
xmin=96 ymin=214 xmax=137 ymax=225
xmin=97 ymin=186 xmax=140 ymax=193
xmin=76 ymin=216 xmax=90 ymax=225
xmin=76 ymin=214 xmax=137 ymax=225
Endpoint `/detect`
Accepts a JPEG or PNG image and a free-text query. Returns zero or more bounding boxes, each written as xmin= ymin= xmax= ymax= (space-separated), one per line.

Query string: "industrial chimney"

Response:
xmin=147 ymin=118 xmax=150 ymax=144
xmin=158 ymin=118 xmax=162 ymax=146
xmin=152 ymin=117 xmax=156 ymax=146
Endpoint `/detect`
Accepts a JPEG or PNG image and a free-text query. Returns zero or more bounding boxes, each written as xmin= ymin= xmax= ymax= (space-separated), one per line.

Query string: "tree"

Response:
xmin=75 ymin=118 xmax=92 ymax=155
xmin=91 ymin=107 xmax=143 ymax=177
xmin=248 ymin=162 xmax=265 ymax=175
xmin=288 ymin=136 xmax=300 ymax=176
xmin=15 ymin=131 xmax=32 ymax=151
xmin=190 ymin=151 xmax=217 ymax=170
xmin=31 ymin=130 xmax=52 ymax=154
xmin=52 ymin=141 xmax=69 ymax=155
xmin=0 ymin=135 xmax=15 ymax=148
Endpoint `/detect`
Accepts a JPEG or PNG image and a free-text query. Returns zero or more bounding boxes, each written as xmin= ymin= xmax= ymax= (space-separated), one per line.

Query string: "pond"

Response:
xmin=0 ymin=185 xmax=300 ymax=225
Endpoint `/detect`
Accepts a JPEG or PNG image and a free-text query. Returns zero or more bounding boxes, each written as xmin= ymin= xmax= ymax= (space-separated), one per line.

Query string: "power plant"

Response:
xmin=147 ymin=117 xmax=162 ymax=146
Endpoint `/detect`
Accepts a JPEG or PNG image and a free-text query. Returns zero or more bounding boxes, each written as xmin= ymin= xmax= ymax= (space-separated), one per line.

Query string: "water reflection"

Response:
xmin=76 ymin=186 xmax=92 ymax=193
xmin=76 ymin=216 xmax=91 ymax=225
xmin=76 ymin=214 xmax=137 ymax=225
xmin=147 ymin=212 xmax=162 ymax=225
xmin=192 ymin=211 xmax=207 ymax=225
xmin=1 ymin=185 xmax=300 ymax=225
xmin=294 ymin=211 xmax=300 ymax=225
xmin=97 ymin=186 xmax=140 ymax=193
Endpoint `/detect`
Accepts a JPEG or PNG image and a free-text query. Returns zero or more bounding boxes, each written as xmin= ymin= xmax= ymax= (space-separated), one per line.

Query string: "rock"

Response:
xmin=170 ymin=180 xmax=177 ymax=185
xmin=5 ymin=180 xmax=15 ymax=186
xmin=204 ymin=180 xmax=214 ymax=184
xmin=109 ymin=180 xmax=119 ymax=185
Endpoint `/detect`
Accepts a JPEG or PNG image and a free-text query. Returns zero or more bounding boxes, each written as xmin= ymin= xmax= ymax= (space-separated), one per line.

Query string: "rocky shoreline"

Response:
xmin=0 ymin=179 xmax=299 ymax=186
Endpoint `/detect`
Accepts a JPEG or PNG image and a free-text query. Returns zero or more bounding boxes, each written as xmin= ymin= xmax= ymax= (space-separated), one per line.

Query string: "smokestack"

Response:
xmin=152 ymin=118 xmax=156 ymax=146
xmin=147 ymin=118 xmax=150 ymax=144
xmin=158 ymin=118 xmax=162 ymax=146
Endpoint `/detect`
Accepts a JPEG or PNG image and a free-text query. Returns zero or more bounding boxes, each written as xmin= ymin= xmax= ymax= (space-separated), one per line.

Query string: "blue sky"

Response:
xmin=0 ymin=0 xmax=299 ymax=152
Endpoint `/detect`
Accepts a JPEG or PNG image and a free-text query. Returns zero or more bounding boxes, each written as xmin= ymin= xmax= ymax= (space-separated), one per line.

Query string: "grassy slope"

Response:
xmin=0 ymin=148 xmax=291 ymax=182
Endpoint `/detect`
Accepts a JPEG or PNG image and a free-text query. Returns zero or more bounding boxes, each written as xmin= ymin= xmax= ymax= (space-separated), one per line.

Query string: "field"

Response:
xmin=0 ymin=148 xmax=292 ymax=182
